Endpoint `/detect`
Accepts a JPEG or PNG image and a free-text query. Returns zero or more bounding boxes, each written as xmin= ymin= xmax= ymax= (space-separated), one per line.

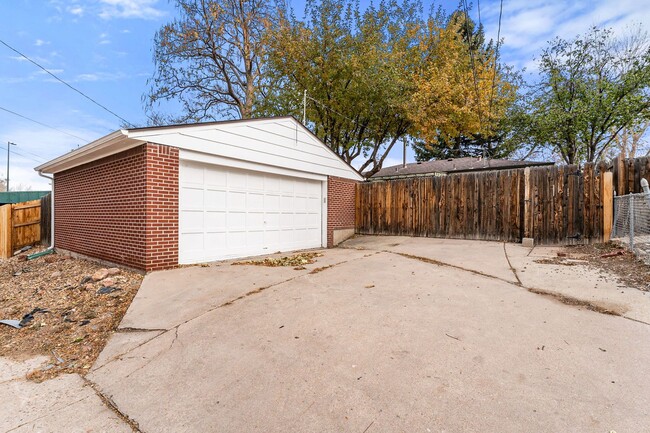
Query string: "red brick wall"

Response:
xmin=144 ymin=143 xmax=179 ymax=271
xmin=327 ymin=176 xmax=358 ymax=247
xmin=54 ymin=143 xmax=179 ymax=272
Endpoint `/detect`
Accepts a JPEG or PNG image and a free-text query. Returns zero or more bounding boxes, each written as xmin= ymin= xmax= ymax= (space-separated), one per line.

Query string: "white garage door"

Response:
xmin=179 ymin=160 xmax=323 ymax=264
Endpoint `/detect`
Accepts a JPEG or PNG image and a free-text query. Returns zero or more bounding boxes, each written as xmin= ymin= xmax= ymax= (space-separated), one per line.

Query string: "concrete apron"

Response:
xmin=85 ymin=235 xmax=650 ymax=433
xmin=0 ymin=356 xmax=131 ymax=432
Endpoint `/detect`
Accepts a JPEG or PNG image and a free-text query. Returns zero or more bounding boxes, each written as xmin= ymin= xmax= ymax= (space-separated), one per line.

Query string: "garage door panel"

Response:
xmin=204 ymin=211 xmax=226 ymax=230
xmin=179 ymin=161 xmax=323 ymax=264
xmin=180 ymin=187 xmax=204 ymax=209
xmin=247 ymin=175 xmax=264 ymax=191
xmin=227 ymin=211 xmax=246 ymax=229
xmin=247 ymin=192 xmax=264 ymax=209
xmin=265 ymin=176 xmax=281 ymax=192
xmin=180 ymin=210 xmax=204 ymax=230
xmin=204 ymin=168 xmax=226 ymax=187
xmin=264 ymin=194 xmax=280 ymax=211
xmin=205 ymin=189 xmax=226 ymax=209
xmin=246 ymin=212 xmax=265 ymax=228
xmin=228 ymin=191 xmax=246 ymax=209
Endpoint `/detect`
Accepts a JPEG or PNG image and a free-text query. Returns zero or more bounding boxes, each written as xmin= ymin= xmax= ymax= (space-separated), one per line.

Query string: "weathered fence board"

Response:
xmin=357 ymin=169 xmax=525 ymax=242
xmin=357 ymin=163 xmax=613 ymax=245
xmin=612 ymin=155 xmax=650 ymax=195
xmin=0 ymin=198 xmax=48 ymax=259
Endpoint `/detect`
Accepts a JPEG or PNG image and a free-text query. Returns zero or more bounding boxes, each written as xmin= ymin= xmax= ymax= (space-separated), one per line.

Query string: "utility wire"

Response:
xmin=305 ymin=95 xmax=381 ymax=136
xmin=487 ymin=0 xmax=504 ymax=121
xmin=461 ymin=0 xmax=484 ymax=130
xmin=0 ymin=144 xmax=46 ymax=164
xmin=0 ymin=105 xmax=90 ymax=143
xmin=0 ymin=38 xmax=135 ymax=127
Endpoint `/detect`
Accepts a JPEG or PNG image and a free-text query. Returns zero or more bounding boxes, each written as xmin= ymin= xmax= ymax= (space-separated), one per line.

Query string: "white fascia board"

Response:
xmin=35 ymin=130 xmax=144 ymax=174
xmin=179 ymin=149 xmax=327 ymax=181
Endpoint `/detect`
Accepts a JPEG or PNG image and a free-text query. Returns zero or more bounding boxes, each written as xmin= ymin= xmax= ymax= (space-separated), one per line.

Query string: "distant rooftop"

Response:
xmin=370 ymin=157 xmax=554 ymax=179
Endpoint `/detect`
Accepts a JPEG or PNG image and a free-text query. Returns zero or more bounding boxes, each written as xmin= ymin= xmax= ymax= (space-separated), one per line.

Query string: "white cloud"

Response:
xmin=480 ymin=0 xmax=650 ymax=71
xmin=68 ymin=5 xmax=84 ymax=16
xmin=73 ymin=71 xmax=126 ymax=82
xmin=99 ymin=32 xmax=111 ymax=45
xmin=34 ymin=39 xmax=50 ymax=47
xmin=98 ymin=0 xmax=165 ymax=20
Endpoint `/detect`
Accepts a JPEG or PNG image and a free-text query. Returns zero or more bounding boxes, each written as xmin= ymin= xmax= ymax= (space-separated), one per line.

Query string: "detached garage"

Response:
xmin=35 ymin=117 xmax=363 ymax=272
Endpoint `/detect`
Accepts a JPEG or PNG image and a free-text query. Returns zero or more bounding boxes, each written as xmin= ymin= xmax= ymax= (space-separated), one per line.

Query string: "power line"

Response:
xmin=305 ymin=95 xmax=381 ymax=136
xmin=488 ymin=0 xmax=505 ymax=122
xmin=0 ymin=38 xmax=135 ymax=127
xmin=0 ymin=105 xmax=90 ymax=143
xmin=0 ymin=143 xmax=46 ymax=164
xmin=461 ymin=0 xmax=484 ymax=131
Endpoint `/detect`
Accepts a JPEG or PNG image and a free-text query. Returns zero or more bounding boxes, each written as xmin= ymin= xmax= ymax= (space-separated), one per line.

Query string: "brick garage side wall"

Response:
xmin=54 ymin=146 xmax=148 ymax=269
xmin=144 ymin=143 xmax=179 ymax=271
xmin=326 ymin=176 xmax=358 ymax=247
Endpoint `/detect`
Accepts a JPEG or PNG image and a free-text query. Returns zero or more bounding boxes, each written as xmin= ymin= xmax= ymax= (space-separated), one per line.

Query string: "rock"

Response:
xmin=44 ymin=255 xmax=60 ymax=263
xmin=16 ymin=255 xmax=27 ymax=262
xmin=84 ymin=283 xmax=95 ymax=290
xmin=101 ymin=278 xmax=115 ymax=287
xmin=96 ymin=286 xmax=120 ymax=295
xmin=557 ymin=252 xmax=567 ymax=257
xmin=106 ymin=267 xmax=121 ymax=276
xmin=51 ymin=271 xmax=62 ymax=278
xmin=79 ymin=275 xmax=92 ymax=285
xmin=91 ymin=269 xmax=109 ymax=281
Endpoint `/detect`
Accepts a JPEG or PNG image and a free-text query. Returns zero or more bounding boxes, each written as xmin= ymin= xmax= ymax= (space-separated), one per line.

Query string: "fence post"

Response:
xmin=601 ymin=171 xmax=613 ymax=242
xmin=629 ymin=194 xmax=635 ymax=250
xmin=0 ymin=204 xmax=11 ymax=259
xmin=523 ymin=167 xmax=531 ymax=240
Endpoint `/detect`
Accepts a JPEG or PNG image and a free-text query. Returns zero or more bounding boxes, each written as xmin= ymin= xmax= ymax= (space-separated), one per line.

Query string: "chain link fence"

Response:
xmin=613 ymin=192 xmax=650 ymax=261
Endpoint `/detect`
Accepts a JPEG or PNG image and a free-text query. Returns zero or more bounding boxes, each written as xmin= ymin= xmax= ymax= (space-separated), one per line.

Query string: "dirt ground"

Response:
xmin=545 ymin=242 xmax=650 ymax=292
xmin=0 ymin=247 xmax=143 ymax=381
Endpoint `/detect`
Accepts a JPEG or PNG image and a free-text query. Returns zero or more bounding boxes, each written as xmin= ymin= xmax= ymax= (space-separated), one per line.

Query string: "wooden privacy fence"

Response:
xmin=356 ymin=163 xmax=613 ymax=245
xmin=612 ymin=155 xmax=650 ymax=195
xmin=0 ymin=197 xmax=49 ymax=259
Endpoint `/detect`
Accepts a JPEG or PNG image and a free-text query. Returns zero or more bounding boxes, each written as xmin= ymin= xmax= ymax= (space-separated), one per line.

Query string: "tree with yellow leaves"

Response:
xmin=408 ymin=12 xmax=519 ymax=159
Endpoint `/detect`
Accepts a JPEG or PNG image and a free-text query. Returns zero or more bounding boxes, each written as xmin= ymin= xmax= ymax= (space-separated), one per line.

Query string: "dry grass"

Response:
xmin=0 ymin=247 xmax=143 ymax=381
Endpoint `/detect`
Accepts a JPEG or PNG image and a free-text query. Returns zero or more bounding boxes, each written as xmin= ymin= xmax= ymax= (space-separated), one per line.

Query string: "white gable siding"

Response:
xmin=128 ymin=118 xmax=362 ymax=181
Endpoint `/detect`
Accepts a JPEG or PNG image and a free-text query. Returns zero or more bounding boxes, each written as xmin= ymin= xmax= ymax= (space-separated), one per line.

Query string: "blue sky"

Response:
xmin=1 ymin=0 xmax=648 ymax=190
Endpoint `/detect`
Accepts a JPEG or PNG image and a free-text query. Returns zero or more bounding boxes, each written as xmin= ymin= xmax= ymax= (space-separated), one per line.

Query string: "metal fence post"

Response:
xmin=630 ymin=194 xmax=635 ymax=250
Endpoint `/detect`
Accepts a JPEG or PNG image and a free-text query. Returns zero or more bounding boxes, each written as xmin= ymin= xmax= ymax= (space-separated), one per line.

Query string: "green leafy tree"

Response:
xmin=259 ymin=0 xmax=422 ymax=177
xmin=528 ymin=26 xmax=650 ymax=164
xmin=144 ymin=0 xmax=276 ymax=122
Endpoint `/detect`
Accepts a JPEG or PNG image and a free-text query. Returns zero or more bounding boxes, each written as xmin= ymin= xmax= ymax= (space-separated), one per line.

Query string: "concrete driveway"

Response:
xmin=82 ymin=236 xmax=650 ymax=432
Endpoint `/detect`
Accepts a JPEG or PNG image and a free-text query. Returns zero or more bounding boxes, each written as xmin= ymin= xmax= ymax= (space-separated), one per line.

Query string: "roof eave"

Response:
xmin=35 ymin=130 xmax=144 ymax=174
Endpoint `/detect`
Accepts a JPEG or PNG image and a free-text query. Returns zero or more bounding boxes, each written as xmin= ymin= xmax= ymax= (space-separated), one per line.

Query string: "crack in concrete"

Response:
xmin=389 ymin=251 xmax=517 ymax=286
xmin=502 ymin=242 xmax=523 ymax=286
xmin=117 ymin=327 xmax=167 ymax=333
xmin=93 ymin=253 xmax=368 ymax=373
xmin=390 ymin=250 xmax=644 ymax=324
xmin=91 ymin=330 xmax=166 ymax=374
xmin=5 ymin=395 xmax=90 ymax=432
xmin=82 ymin=376 xmax=143 ymax=433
